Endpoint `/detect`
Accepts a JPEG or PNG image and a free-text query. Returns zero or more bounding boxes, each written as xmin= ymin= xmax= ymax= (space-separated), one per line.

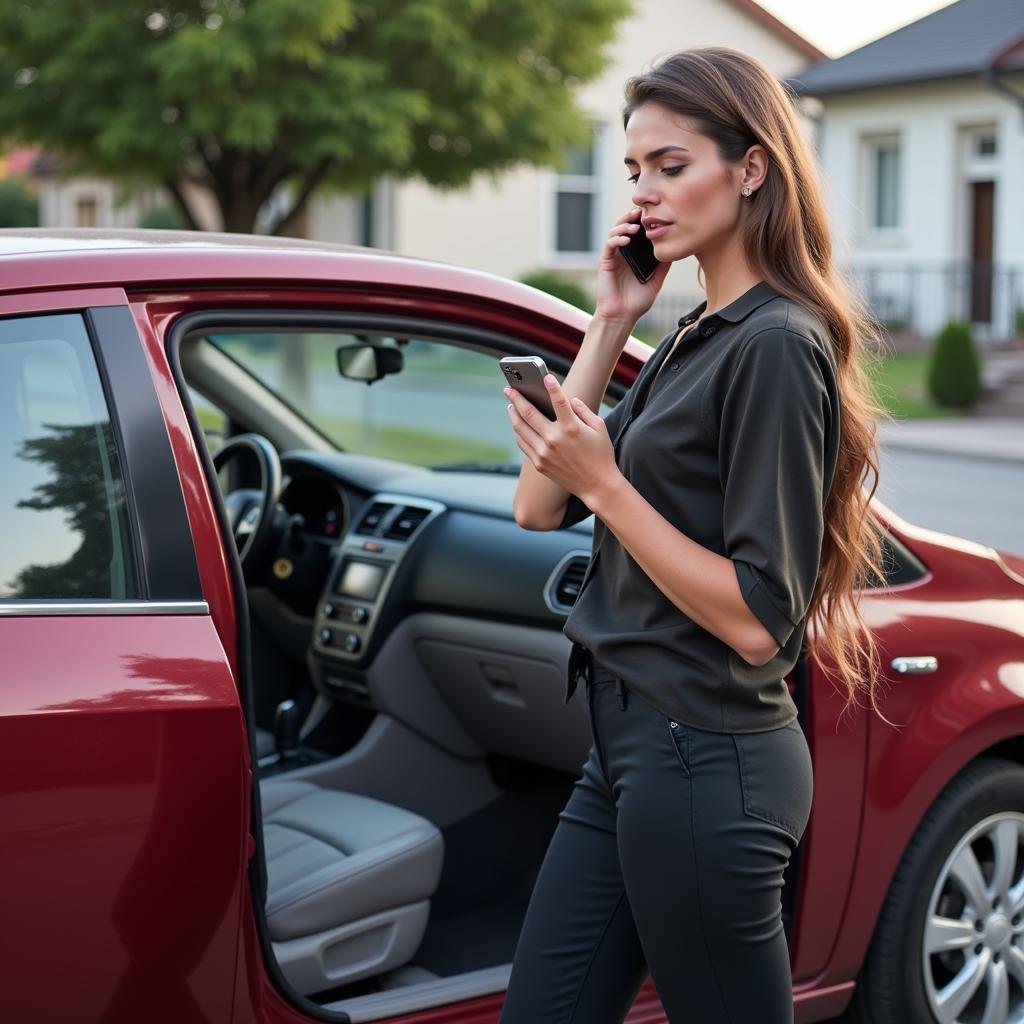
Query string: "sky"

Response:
xmin=755 ymin=0 xmax=959 ymax=57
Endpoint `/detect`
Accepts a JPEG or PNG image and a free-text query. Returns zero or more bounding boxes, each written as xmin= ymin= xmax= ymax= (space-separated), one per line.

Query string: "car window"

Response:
xmin=188 ymin=386 xmax=227 ymax=455
xmin=0 ymin=313 xmax=139 ymax=600
xmin=207 ymin=331 xmax=615 ymax=469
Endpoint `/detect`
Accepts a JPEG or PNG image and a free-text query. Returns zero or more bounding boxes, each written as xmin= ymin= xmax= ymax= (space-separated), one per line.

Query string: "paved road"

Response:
xmin=875 ymin=442 xmax=1024 ymax=555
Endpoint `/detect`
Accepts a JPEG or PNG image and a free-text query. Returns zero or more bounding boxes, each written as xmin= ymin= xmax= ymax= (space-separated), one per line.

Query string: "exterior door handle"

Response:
xmin=890 ymin=656 xmax=938 ymax=675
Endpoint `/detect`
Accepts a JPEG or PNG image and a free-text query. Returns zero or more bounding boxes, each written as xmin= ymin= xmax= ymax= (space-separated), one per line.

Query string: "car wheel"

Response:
xmin=843 ymin=756 xmax=1024 ymax=1024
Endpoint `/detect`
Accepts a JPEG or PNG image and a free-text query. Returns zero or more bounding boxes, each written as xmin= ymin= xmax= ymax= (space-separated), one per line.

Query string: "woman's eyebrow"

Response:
xmin=623 ymin=145 xmax=690 ymax=166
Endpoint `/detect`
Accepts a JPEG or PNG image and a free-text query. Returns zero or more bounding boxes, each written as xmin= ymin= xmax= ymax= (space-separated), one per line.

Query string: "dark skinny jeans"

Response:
xmin=499 ymin=652 xmax=813 ymax=1023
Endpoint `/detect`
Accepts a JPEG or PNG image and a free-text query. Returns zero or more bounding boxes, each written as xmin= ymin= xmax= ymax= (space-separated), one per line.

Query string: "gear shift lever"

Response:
xmin=274 ymin=699 xmax=301 ymax=761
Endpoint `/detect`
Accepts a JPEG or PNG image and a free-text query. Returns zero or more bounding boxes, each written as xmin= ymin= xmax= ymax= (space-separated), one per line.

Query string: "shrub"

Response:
xmin=518 ymin=270 xmax=594 ymax=313
xmin=137 ymin=203 xmax=184 ymax=230
xmin=0 ymin=176 xmax=39 ymax=227
xmin=926 ymin=320 xmax=982 ymax=408
xmin=1015 ymin=307 xmax=1024 ymax=337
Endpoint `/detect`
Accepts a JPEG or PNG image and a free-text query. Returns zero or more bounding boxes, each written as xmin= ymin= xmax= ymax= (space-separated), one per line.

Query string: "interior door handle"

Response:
xmin=890 ymin=656 xmax=938 ymax=675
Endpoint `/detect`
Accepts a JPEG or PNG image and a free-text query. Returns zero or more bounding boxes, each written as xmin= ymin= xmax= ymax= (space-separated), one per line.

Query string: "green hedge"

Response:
xmin=137 ymin=204 xmax=185 ymax=230
xmin=0 ymin=177 xmax=38 ymax=227
xmin=926 ymin=320 xmax=982 ymax=408
xmin=517 ymin=270 xmax=594 ymax=314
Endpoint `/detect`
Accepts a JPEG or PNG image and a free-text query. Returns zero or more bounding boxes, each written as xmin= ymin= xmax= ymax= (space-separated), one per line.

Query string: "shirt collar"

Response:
xmin=676 ymin=280 xmax=780 ymax=328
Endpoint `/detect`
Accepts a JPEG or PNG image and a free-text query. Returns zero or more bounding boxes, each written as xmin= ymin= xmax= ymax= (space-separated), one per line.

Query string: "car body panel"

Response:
xmin=823 ymin=531 xmax=1024 ymax=988
xmin=0 ymin=614 xmax=248 ymax=1023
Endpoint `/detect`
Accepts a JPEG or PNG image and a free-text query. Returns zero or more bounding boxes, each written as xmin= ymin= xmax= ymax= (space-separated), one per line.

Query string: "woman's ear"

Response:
xmin=740 ymin=144 xmax=769 ymax=193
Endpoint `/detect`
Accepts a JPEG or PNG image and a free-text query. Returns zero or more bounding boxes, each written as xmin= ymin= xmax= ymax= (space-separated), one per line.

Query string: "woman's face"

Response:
xmin=623 ymin=101 xmax=753 ymax=263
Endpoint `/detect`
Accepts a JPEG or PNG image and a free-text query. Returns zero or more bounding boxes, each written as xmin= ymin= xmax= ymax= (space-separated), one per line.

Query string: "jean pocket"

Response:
xmin=665 ymin=717 xmax=690 ymax=777
xmin=733 ymin=720 xmax=813 ymax=844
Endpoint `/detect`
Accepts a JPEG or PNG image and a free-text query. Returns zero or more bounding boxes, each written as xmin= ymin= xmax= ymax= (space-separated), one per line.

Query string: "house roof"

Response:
xmin=722 ymin=0 xmax=826 ymax=62
xmin=788 ymin=0 xmax=1024 ymax=97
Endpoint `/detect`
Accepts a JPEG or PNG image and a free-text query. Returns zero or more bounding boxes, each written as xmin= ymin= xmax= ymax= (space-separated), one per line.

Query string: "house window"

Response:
xmin=554 ymin=125 xmax=604 ymax=255
xmin=974 ymin=131 xmax=997 ymax=157
xmin=75 ymin=197 xmax=98 ymax=227
xmin=864 ymin=135 xmax=901 ymax=231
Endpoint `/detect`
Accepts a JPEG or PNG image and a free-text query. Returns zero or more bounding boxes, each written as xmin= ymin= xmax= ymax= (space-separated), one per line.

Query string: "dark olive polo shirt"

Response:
xmin=559 ymin=280 xmax=840 ymax=733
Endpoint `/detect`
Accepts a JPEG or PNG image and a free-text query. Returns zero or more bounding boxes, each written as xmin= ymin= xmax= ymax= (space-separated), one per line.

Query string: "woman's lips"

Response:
xmin=644 ymin=222 xmax=672 ymax=239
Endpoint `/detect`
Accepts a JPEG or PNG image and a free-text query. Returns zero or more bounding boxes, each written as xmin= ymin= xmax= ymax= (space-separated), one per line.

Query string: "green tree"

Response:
xmin=7 ymin=422 xmax=130 ymax=599
xmin=0 ymin=0 xmax=630 ymax=234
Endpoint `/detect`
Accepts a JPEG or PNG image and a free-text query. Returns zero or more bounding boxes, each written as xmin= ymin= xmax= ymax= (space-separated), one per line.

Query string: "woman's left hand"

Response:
xmin=504 ymin=375 xmax=622 ymax=505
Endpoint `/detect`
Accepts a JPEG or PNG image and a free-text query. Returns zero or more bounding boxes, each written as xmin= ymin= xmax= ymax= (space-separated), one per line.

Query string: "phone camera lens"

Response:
xmin=514 ymin=371 xmax=522 ymax=381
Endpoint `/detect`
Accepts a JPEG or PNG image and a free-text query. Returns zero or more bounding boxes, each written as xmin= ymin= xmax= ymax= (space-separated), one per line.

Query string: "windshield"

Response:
xmin=208 ymin=330 xmax=616 ymax=470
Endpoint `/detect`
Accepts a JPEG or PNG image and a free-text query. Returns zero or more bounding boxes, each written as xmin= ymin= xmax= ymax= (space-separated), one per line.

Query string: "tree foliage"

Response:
xmin=0 ymin=0 xmax=630 ymax=233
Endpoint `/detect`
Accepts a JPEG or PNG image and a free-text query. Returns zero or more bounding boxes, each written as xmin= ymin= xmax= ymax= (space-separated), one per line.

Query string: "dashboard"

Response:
xmin=264 ymin=450 xmax=595 ymax=706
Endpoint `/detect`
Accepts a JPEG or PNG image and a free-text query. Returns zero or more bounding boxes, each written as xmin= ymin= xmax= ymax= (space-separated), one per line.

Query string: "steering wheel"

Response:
xmin=212 ymin=433 xmax=283 ymax=579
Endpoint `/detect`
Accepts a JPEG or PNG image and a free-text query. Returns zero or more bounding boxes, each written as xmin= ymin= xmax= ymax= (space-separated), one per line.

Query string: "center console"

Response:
xmin=311 ymin=493 xmax=446 ymax=703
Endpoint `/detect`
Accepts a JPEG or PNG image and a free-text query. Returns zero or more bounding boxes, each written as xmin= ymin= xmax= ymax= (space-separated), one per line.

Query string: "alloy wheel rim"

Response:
xmin=923 ymin=812 xmax=1024 ymax=1024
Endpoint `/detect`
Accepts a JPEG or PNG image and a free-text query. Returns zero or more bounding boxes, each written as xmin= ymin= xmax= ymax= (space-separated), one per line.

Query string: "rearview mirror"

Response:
xmin=336 ymin=343 xmax=404 ymax=383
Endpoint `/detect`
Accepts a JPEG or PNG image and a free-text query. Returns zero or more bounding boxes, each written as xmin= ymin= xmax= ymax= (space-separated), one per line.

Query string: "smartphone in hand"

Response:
xmin=619 ymin=221 xmax=662 ymax=283
xmin=499 ymin=356 xmax=557 ymax=420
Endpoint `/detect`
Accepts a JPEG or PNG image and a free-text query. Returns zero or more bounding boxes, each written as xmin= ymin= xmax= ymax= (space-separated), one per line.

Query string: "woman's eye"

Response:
xmin=626 ymin=166 xmax=685 ymax=184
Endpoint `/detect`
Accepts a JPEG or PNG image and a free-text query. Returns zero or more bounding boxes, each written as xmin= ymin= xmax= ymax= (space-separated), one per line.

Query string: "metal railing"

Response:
xmin=642 ymin=263 xmax=1024 ymax=343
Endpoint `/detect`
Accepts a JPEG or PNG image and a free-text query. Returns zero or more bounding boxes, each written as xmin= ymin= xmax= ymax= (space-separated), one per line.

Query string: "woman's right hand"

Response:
xmin=593 ymin=206 xmax=673 ymax=325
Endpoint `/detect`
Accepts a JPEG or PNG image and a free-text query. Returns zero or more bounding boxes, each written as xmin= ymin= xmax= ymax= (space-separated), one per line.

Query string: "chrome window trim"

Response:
xmin=0 ymin=600 xmax=209 ymax=617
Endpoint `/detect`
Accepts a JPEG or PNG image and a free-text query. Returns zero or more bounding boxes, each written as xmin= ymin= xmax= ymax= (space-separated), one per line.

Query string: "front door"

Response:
xmin=969 ymin=180 xmax=994 ymax=324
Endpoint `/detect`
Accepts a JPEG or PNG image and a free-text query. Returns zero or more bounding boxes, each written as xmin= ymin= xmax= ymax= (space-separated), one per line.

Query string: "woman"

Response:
xmin=499 ymin=47 xmax=892 ymax=1024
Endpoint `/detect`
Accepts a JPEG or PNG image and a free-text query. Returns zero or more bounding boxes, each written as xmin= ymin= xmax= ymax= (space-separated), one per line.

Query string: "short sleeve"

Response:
xmin=556 ymin=394 xmax=629 ymax=528
xmin=719 ymin=328 xmax=836 ymax=647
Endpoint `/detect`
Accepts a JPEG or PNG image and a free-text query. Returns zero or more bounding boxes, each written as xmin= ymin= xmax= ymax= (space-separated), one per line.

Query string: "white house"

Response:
xmin=790 ymin=0 xmax=1024 ymax=342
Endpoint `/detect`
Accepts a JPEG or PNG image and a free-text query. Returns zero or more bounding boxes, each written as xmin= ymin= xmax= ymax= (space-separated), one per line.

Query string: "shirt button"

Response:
xmin=701 ymin=326 xmax=716 ymax=337
xmin=669 ymin=362 xmax=679 ymax=371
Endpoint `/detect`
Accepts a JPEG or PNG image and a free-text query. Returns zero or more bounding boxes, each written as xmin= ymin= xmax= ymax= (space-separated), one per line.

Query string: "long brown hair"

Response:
xmin=623 ymin=47 xmax=896 ymax=728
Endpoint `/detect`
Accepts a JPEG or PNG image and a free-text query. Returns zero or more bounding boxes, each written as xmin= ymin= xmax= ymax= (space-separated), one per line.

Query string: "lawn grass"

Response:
xmin=317 ymin=414 xmax=511 ymax=466
xmin=870 ymin=352 xmax=971 ymax=421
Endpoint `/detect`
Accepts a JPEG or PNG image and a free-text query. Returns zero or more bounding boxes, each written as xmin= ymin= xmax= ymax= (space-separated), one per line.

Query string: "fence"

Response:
xmin=642 ymin=263 xmax=1024 ymax=344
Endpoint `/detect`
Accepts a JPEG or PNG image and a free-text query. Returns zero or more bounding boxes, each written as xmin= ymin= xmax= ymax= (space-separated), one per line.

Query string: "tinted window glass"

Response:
xmin=0 ymin=314 xmax=139 ymax=600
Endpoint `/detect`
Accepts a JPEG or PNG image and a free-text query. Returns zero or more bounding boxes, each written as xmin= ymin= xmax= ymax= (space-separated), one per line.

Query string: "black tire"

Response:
xmin=842 ymin=755 xmax=1024 ymax=1024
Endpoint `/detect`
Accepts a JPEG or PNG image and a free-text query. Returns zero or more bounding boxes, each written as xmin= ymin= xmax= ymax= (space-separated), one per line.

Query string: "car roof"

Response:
xmin=0 ymin=227 xmax=618 ymax=341
xmin=0 ymin=227 xmax=373 ymax=258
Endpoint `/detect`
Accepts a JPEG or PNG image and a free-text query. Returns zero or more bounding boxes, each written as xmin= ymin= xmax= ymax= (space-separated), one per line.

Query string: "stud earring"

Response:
xmin=741 ymin=186 xmax=753 ymax=197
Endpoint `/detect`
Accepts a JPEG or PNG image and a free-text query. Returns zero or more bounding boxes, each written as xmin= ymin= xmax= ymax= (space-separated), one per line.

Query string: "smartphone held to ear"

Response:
xmin=619 ymin=222 xmax=662 ymax=283
xmin=499 ymin=356 xmax=557 ymax=420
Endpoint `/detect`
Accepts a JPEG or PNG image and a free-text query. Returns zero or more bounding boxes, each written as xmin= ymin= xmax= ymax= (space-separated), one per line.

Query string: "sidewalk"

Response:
xmin=877 ymin=418 xmax=1023 ymax=464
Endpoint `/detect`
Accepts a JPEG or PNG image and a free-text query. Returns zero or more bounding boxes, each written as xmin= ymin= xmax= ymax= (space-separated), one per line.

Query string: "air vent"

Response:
xmin=553 ymin=556 xmax=589 ymax=608
xmin=384 ymin=505 xmax=431 ymax=541
xmin=355 ymin=501 xmax=394 ymax=535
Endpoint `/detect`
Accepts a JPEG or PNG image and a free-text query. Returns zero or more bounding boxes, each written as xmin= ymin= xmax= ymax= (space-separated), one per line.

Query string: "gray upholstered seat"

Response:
xmin=261 ymin=779 xmax=444 ymax=995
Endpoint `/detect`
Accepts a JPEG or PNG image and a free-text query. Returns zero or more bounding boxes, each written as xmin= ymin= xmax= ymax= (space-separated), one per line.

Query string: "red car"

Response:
xmin=2 ymin=228 xmax=1023 ymax=1024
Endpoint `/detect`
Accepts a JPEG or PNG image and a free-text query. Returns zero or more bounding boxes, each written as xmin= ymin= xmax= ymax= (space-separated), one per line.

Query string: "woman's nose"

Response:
xmin=630 ymin=181 xmax=658 ymax=208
